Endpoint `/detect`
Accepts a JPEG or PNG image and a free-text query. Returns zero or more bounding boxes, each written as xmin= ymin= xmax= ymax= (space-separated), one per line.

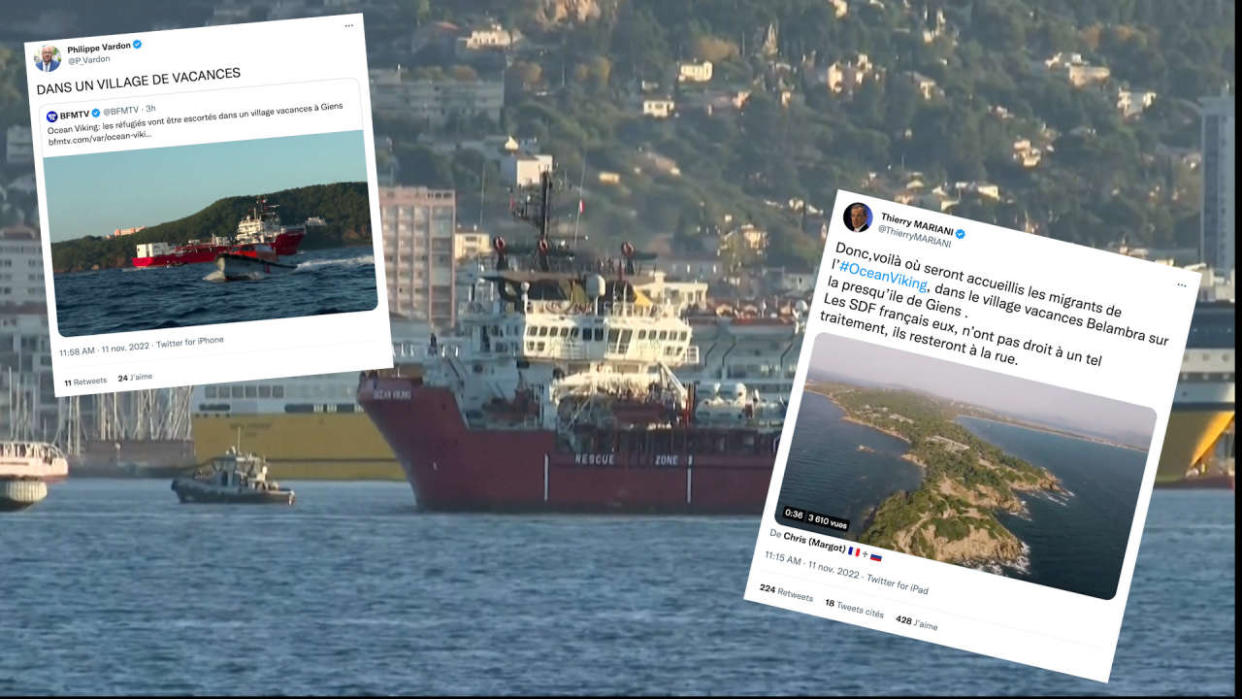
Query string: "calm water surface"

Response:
xmin=53 ymin=247 xmax=377 ymax=336
xmin=0 ymin=481 xmax=1233 ymax=695
xmin=778 ymin=392 xmax=921 ymax=535
xmin=960 ymin=416 xmax=1148 ymax=600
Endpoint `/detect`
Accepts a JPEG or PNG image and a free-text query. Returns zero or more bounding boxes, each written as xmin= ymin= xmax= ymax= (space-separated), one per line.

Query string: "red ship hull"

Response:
xmin=130 ymin=229 xmax=305 ymax=268
xmin=268 ymin=228 xmax=306 ymax=255
xmin=358 ymin=375 xmax=777 ymax=513
xmin=132 ymin=246 xmax=225 ymax=268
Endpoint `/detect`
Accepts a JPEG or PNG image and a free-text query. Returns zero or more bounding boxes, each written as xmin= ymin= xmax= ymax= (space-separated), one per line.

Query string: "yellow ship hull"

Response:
xmin=192 ymin=413 xmax=402 ymax=480
xmin=1156 ymin=409 xmax=1234 ymax=484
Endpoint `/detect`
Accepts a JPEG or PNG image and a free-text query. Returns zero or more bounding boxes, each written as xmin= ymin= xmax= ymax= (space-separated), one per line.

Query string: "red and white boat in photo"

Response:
xmin=133 ymin=237 xmax=231 ymax=268
xmin=130 ymin=197 xmax=307 ymax=268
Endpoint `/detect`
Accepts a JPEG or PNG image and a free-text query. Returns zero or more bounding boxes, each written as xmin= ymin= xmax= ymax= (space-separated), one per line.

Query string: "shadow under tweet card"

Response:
xmin=745 ymin=191 xmax=1199 ymax=682
xmin=24 ymin=14 xmax=391 ymax=396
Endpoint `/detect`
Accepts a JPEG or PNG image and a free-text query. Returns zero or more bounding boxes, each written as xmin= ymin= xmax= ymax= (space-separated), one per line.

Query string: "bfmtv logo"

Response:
xmin=45 ymin=108 xmax=94 ymax=123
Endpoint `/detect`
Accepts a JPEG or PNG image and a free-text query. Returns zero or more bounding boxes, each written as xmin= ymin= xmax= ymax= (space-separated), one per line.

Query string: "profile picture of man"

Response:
xmin=34 ymin=45 xmax=61 ymax=72
xmin=844 ymin=202 xmax=872 ymax=232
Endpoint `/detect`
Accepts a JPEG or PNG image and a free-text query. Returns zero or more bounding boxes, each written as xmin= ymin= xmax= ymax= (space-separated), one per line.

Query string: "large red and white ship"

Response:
xmin=130 ymin=198 xmax=306 ymax=268
xmin=359 ymin=173 xmax=1236 ymax=511
xmin=359 ymin=174 xmax=798 ymax=512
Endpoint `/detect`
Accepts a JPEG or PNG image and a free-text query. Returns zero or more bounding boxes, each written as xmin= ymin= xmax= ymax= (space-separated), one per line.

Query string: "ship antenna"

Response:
xmin=510 ymin=169 xmax=556 ymax=272
xmin=536 ymin=169 xmax=552 ymax=271
xmin=572 ymin=147 xmax=587 ymax=248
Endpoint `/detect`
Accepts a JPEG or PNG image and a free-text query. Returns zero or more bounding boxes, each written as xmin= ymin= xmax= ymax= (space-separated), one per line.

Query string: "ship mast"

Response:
xmin=510 ymin=169 xmax=555 ymax=272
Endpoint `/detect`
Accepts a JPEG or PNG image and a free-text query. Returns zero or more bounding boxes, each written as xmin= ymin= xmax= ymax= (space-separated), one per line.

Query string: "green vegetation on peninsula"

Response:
xmin=51 ymin=182 xmax=372 ymax=274
xmin=806 ymin=382 xmax=1067 ymax=571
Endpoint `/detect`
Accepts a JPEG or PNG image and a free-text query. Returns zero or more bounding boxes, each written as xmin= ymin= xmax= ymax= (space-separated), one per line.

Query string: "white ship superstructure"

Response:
xmin=428 ymin=266 xmax=702 ymax=434
xmin=679 ymin=306 xmax=806 ymax=401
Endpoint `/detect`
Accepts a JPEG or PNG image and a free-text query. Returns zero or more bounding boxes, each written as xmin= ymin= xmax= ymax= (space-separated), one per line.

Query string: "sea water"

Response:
xmin=958 ymin=416 xmax=1149 ymax=600
xmin=0 ymin=481 xmax=1232 ymax=694
xmin=52 ymin=247 xmax=377 ymax=337
xmin=777 ymin=392 xmax=923 ymax=535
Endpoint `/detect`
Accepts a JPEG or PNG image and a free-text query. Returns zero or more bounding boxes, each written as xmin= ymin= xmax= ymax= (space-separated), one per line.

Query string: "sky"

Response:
xmin=43 ymin=130 xmax=367 ymax=242
xmin=807 ymin=333 xmax=1155 ymax=447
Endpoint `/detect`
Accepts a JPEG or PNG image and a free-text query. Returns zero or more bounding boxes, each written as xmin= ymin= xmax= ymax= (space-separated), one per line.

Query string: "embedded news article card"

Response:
xmin=25 ymin=14 xmax=392 ymax=396
xmin=744 ymin=191 xmax=1199 ymax=682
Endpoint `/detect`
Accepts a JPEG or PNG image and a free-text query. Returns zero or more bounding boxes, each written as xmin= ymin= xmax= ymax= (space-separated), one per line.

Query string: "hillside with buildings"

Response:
xmin=344 ymin=0 xmax=1234 ymax=275
xmin=0 ymin=0 xmax=1234 ymax=336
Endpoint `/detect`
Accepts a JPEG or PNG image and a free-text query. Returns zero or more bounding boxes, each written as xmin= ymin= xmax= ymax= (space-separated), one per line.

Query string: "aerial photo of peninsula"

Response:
xmin=778 ymin=333 xmax=1156 ymax=600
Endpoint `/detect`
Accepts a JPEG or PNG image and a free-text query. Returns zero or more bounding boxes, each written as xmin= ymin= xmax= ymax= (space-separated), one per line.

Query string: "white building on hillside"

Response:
xmin=641 ymin=98 xmax=676 ymax=119
xmin=677 ymin=60 xmax=713 ymax=83
xmin=502 ymin=153 xmax=554 ymax=187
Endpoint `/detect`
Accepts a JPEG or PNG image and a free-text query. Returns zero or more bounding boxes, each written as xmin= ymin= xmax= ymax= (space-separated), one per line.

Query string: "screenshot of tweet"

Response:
xmin=744 ymin=191 xmax=1199 ymax=682
xmin=24 ymin=14 xmax=391 ymax=396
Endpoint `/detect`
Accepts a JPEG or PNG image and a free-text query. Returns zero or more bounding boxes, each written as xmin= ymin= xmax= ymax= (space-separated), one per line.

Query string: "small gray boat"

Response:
xmin=171 ymin=447 xmax=295 ymax=505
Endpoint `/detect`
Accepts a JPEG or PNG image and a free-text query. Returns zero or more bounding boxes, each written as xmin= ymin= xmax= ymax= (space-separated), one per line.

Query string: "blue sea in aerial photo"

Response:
xmin=52 ymin=247 xmax=377 ymax=336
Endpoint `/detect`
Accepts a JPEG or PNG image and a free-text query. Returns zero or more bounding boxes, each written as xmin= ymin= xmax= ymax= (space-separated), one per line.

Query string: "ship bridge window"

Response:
xmin=658 ymin=330 xmax=668 ymax=340
xmin=204 ymin=386 xmax=217 ymax=398
xmin=231 ymin=386 xmax=244 ymax=398
xmin=259 ymin=386 xmax=272 ymax=398
xmin=569 ymin=328 xmax=579 ymax=339
xmin=559 ymin=327 xmax=569 ymax=337
xmin=607 ymin=328 xmax=620 ymax=345
xmin=273 ymin=386 xmax=284 ymax=398
xmin=245 ymin=386 xmax=258 ymax=398
xmin=638 ymin=330 xmax=647 ymax=340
